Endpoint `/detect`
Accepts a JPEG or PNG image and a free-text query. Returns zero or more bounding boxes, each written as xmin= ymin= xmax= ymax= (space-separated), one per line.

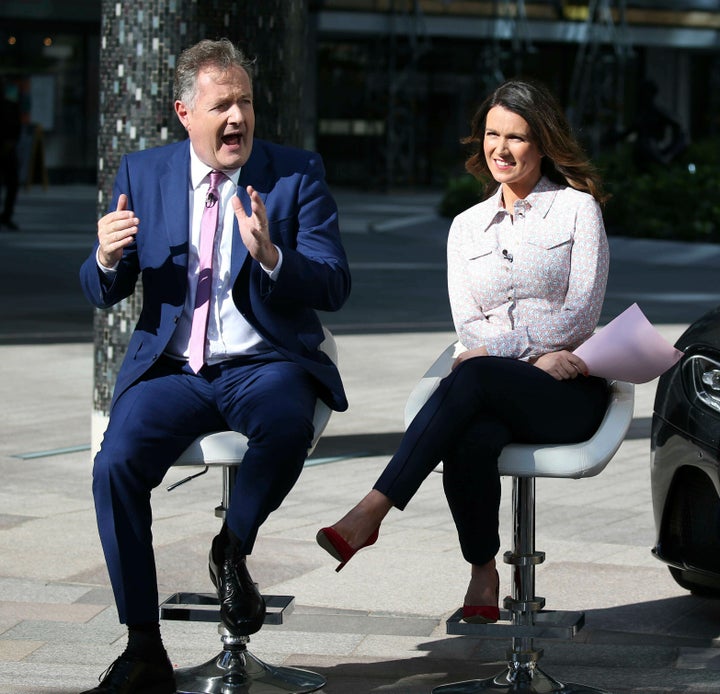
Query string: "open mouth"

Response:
xmin=222 ymin=132 xmax=242 ymax=147
xmin=494 ymin=158 xmax=515 ymax=169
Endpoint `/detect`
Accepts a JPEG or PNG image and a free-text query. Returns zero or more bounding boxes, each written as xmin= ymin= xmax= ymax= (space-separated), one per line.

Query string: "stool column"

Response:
xmin=504 ymin=476 xmax=547 ymax=682
xmin=217 ymin=465 xmax=238 ymax=518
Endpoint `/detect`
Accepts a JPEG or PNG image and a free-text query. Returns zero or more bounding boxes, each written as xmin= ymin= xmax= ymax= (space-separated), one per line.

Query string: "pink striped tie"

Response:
xmin=188 ymin=170 xmax=224 ymax=373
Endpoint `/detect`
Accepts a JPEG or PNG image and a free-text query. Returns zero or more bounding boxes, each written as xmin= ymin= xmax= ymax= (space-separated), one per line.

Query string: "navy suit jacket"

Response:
xmin=80 ymin=139 xmax=351 ymax=412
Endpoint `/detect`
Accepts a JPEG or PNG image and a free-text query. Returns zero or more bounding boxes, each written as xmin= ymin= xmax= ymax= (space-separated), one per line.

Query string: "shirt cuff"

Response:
xmin=484 ymin=328 xmax=529 ymax=360
xmin=261 ymin=245 xmax=282 ymax=280
xmin=96 ymin=247 xmax=119 ymax=275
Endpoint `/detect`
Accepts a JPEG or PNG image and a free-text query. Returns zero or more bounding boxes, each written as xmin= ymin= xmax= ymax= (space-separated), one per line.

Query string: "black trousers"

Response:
xmin=374 ymin=356 xmax=608 ymax=565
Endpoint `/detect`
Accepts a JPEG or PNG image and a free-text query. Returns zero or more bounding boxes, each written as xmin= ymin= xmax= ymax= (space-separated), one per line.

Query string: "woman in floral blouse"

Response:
xmin=317 ymin=79 xmax=609 ymax=623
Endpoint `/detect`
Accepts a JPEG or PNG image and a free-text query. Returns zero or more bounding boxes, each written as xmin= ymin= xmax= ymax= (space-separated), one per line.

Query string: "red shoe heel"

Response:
xmin=462 ymin=569 xmax=500 ymax=624
xmin=461 ymin=604 xmax=500 ymax=624
xmin=316 ymin=526 xmax=379 ymax=572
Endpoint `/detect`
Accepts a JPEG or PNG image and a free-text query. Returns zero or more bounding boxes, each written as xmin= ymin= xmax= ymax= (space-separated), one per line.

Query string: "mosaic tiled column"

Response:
xmin=237 ymin=2 xmax=308 ymax=144
xmin=92 ymin=0 xmax=308 ymax=452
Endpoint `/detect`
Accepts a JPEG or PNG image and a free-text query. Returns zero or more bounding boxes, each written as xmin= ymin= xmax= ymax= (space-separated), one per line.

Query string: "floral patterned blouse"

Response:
xmin=447 ymin=176 xmax=608 ymax=360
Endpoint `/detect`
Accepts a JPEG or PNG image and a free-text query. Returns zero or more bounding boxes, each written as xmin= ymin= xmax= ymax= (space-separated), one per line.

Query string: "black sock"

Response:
xmin=125 ymin=623 xmax=167 ymax=664
xmin=217 ymin=522 xmax=242 ymax=554
xmin=227 ymin=526 xmax=242 ymax=549
xmin=217 ymin=521 xmax=231 ymax=548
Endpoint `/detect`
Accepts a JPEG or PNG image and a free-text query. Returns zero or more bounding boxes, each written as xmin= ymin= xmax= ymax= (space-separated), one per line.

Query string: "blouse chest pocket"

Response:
xmin=526 ymin=229 xmax=573 ymax=251
xmin=463 ymin=241 xmax=496 ymax=261
xmin=461 ymin=241 xmax=501 ymax=304
xmin=522 ymin=229 xmax=573 ymax=288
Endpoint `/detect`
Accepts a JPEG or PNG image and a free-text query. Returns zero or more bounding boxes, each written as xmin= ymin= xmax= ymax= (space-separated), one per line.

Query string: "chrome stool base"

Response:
xmin=432 ymin=664 xmax=607 ymax=693
xmin=175 ymin=633 xmax=326 ymax=694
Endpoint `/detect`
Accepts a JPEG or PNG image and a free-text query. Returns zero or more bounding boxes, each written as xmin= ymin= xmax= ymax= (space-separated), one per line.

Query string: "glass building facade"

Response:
xmin=1 ymin=0 xmax=718 ymax=187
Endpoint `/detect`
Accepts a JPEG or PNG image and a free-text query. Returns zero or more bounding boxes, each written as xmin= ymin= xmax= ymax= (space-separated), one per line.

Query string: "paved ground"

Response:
xmin=1 ymin=184 xmax=719 ymax=693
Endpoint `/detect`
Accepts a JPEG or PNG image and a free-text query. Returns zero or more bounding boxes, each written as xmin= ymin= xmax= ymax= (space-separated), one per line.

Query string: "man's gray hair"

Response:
xmin=174 ymin=38 xmax=255 ymax=109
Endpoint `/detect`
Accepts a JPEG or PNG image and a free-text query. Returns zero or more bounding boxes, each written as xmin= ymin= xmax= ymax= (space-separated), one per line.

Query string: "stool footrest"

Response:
xmin=504 ymin=596 xmax=546 ymax=613
xmin=503 ymin=549 xmax=545 ymax=567
xmin=446 ymin=607 xmax=585 ymax=640
xmin=160 ymin=592 xmax=294 ymax=625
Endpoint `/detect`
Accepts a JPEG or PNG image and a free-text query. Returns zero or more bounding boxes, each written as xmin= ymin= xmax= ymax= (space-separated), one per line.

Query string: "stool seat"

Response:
xmin=175 ymin=430 xmax=255 ymax=467
xmin=404 ymin=341 xmax=634 ymax=479
xmin=174 ymin=328 xmax=338 ymax=469
xmin=497 ymin=377 xmax=634 ymax=479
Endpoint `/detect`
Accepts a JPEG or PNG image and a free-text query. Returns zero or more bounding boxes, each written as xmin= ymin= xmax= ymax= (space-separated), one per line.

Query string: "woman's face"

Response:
xmin=483 ymin=105 xmax=543 ymax=198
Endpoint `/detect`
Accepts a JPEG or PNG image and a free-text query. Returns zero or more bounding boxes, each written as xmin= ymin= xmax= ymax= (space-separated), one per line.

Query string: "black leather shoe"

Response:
xmin=208 ymin=534 xmax=266 ymax=635
xmin=80 ymin=653 xmax=175 ymax=693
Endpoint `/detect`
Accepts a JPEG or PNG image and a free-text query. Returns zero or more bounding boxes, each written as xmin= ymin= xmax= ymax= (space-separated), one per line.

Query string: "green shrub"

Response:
xmin=599 ymin=139 xmax=720 ymax=243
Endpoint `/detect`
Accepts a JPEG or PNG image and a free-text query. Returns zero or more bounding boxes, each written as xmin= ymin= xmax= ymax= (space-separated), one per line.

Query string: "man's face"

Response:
xmin=174 ymin=65 xmax=255 ymax=171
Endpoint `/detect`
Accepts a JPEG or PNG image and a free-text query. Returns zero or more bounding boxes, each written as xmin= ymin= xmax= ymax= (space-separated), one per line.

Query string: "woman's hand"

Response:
xmin=532 ymin=350 xmax=589 ymax=381
xmin=452 ymin=346 xmax=489 ymax=370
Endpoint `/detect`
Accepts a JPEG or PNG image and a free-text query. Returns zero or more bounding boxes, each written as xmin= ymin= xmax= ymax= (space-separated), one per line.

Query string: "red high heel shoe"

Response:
xmin=316 ymin=526 xmax=379 ymax=572
xmin=462 ymin=569 xmax=500 ymax=624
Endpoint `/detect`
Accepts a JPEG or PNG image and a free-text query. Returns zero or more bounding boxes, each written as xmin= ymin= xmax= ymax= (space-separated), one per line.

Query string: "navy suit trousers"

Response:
xmin=92 ymin=353 xmax=318 ymax=625
xmin=374 ymin=356 xmax=608 ymax=566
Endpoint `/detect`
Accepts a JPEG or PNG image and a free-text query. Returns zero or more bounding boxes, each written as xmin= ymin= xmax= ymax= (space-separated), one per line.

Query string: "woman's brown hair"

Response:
xmin=462 ymin=79 xmax=608 ymax=204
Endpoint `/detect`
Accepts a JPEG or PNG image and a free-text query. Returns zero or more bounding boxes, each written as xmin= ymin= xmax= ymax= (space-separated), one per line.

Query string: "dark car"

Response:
xmin=651 ymin=305 xmax=720 ymax=597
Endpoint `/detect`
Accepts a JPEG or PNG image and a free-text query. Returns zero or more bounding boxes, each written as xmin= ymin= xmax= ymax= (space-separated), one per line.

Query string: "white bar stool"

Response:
xmin=404 ymin=344 xmax=635 ymax=693
xmin=160 ymin=329 xmax=338 ymax=694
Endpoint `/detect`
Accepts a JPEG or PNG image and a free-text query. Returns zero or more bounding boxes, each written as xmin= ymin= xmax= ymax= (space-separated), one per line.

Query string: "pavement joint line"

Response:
xmin=304 ymin=455 xmax=367 ymax=467
xmin=368 ymin=214 xmax=440 ymax=233
xmin=605 ymin=291 xmax=720 ymax=302
xmin=349 ymin=261 xmax=445 ymax=270
xmin=10 ymin=447 xmax=365 ymax=465
xmin=12 ymin=445 xmax=91 ymax=460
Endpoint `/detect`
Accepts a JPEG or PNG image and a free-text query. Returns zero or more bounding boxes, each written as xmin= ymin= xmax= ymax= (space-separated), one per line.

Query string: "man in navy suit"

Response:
xmin=79 ymin=38 xmax=350 ymax=694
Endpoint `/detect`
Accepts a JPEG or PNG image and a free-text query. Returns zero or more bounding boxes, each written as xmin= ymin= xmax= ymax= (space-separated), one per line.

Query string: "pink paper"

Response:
xmin=573 ymin=303 xmax=684 ymax=384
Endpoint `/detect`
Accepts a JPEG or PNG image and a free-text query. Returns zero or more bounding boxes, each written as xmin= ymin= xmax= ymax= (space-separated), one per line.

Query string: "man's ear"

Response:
xmin=174 ymin=100 xmax=189 ymax=129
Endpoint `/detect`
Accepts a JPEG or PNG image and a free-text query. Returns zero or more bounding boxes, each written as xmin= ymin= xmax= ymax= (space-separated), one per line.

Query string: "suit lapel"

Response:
xmin=159 ymin=142 xmax=192 ymax=261
xmin=231 ymin=141 xmax=271 ymax=283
